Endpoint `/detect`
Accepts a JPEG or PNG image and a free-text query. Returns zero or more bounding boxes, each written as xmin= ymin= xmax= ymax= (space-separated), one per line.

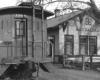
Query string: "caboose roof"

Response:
xmin=0 ymin=5 xmax=54 ymax=18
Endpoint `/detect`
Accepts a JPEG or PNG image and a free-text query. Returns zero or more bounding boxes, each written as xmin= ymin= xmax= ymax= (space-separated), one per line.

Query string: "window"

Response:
xmin=15 ymin=19 xmax=26 ymax=38
xmin=65 ymin=35 xmax=74 ymax=55
xmin=79 ymin=36 xmax=97 ymax=55
xmin=79 ymin=36 xmax=88 ymax=55
xmin=85 ymin=16 xmax=92 ymax=25
xmin=16 ymin=21 xmax=24 ymax=36
xmin=89 ymin=36 xmax=97 ymax=55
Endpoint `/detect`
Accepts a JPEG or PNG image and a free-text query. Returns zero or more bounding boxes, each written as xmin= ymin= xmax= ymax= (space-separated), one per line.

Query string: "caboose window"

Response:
xmin=16 ymin=21 xmax=24 ymax=36
xmin=15 ymin=20 xmax=26 ymax=37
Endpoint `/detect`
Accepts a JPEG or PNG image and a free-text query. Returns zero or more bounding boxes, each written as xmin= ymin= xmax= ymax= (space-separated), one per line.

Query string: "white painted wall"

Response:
xmin=59 ymin=14 xmax=100 ymax=55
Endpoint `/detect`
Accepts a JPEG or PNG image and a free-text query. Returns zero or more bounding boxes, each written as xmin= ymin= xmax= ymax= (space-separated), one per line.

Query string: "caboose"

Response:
xmin=0 ymin=2 xmax=54 ymax=79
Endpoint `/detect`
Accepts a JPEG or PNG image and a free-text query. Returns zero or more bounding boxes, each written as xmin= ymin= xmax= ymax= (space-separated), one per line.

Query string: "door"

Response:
xmin=15 ymin=18 xmax=27 ymax=58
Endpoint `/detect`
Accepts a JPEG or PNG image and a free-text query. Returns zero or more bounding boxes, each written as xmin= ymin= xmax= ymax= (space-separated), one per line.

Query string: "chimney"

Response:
xmin=55 ymin=9 xmax=60 ymax=17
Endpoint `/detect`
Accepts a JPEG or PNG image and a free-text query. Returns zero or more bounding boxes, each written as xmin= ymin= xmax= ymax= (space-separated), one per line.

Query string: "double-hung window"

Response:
xmin=79 ymin=36 xmax=88 ymax=55
xmin=65 ymin=35 xmax=74 ymax=55
xmin=79 ymin=35 xmax=97 ymax=55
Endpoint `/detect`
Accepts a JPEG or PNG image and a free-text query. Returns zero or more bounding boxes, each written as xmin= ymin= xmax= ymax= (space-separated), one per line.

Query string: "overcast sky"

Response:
xmin=0 ymin=0 xmax=17 ymax=8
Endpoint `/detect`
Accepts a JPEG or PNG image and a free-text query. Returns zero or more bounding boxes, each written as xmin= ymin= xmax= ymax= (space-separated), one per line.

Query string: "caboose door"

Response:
xmin=14 ymin=18 xmax=27 ymax=58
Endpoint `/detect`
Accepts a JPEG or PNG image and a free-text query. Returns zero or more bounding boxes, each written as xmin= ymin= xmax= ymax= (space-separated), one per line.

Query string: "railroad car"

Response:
xmin=0 ymin=2 xmax=54 ymax=79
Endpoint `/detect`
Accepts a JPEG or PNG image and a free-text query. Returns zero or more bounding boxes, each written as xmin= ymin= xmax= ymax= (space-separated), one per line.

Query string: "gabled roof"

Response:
xmin=47 ymin=7 xmax=98 ymax=28
xmin=47 ymin=11 xmax=82 ymax=28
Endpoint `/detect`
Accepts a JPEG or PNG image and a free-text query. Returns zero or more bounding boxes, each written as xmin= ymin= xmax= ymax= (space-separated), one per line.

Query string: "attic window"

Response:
xmin=85 ymin=16 xmax=92 ymax=25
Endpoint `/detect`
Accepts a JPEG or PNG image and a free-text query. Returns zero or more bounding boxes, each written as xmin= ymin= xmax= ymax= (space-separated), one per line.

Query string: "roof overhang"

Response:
xmin=47 ymin=7 xmax=98 ymax=29
xmin=47 ymin=11 xmax=82 ymax=28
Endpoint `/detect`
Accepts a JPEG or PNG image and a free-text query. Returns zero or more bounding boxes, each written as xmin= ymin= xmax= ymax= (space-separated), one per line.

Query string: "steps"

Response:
xmin=40 ymin=63 xmax=55 ymax=73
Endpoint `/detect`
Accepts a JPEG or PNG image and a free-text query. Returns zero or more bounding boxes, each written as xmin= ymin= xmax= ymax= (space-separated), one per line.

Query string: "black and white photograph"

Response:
xmin=0 ymin=0 xmax=100 ymax=80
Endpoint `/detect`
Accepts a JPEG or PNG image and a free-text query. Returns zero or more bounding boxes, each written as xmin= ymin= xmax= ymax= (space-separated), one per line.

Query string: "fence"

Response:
xmin=62 ymin=55 xmax=100 ymax=70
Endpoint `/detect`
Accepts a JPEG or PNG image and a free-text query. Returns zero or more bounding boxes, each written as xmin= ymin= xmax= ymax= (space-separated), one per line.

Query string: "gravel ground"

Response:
xmin=33 ymin=64 xmax=100 ymax=80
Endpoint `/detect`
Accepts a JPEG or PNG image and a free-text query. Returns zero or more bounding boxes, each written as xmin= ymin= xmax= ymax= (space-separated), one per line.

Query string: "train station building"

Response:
xmin=47 ymin=8 xmax=100 ymax=63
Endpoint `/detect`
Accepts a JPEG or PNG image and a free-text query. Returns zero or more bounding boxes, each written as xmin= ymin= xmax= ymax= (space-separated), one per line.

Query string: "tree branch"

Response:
xmin=89 ymin=0 xmax=100 ymax=11
xmin=71 ymin=1 xmax=91 ymax=6
xmin=89 ymin=0 xmax=100 ymax=19
xmin=42 ymin=0 xmax=91 ymax=6
xmin=62 ymin=7 xmax=84 ymax=11
xmin=85 ymin=10 xmax=100 ymax=23
xmin=41 ymin=1 xmax=57 ymax=5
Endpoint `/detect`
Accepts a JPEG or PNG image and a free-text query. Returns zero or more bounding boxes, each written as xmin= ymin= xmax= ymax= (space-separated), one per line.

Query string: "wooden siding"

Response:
xmin=0 ymin=13 xmax=49 ymax=60
xmin=62 ymin=14 xmax=100 ymax=55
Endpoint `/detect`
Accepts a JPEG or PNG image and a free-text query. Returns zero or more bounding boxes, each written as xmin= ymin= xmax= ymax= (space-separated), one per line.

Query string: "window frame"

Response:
xmin=79 ymin=35 xmax=88 ymax=55
xmin=15 ymin=18 xmax=27 ymax=38
xmin=64 ymin=35 xmax=74 ymax=55
xmin=89 ymin=36 xmax=97 ymax=55
xmin=85 ymin=16 xmax=92 ymax=25
xmin=79 ymin=35 xmax=97 ymax=55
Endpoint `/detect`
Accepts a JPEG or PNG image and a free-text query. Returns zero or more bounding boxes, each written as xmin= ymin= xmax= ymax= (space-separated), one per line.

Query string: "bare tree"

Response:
xmin=28 ymin=0 xmax=100 ymax=23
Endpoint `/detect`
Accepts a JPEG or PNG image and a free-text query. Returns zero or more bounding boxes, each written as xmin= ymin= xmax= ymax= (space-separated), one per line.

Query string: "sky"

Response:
xmin=0 ymin=0 xmax=17 ymax=8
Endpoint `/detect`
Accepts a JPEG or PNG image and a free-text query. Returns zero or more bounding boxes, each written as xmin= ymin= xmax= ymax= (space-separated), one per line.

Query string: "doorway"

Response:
xmin=48 ymin=36 xmax=55 ymax=61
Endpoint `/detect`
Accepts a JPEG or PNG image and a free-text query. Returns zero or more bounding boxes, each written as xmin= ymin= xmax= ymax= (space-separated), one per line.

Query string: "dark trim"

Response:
xmin=53 ymin=36 xmax=55 ymax=62
xmin=25 ymin=18 xmax=28 ymax=57
xmin=31 ymin=15 xmax=34 ymax=57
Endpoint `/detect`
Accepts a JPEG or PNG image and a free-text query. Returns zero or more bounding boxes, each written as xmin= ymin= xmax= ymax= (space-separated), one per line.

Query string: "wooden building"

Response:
xmin=47 ymin=9 xmax=100 ymax=63
xmin=0 ymin=2 xmax=54 ymax=64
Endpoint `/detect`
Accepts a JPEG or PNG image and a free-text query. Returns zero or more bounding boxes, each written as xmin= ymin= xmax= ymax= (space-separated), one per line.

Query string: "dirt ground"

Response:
xmin=33 ymin=64 xmax=100 ymax=80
